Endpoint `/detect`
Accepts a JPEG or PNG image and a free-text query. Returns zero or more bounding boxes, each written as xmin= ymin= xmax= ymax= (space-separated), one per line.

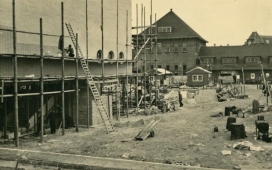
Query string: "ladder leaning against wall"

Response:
xmin=65 ymin=23 xmax=114 ymax=134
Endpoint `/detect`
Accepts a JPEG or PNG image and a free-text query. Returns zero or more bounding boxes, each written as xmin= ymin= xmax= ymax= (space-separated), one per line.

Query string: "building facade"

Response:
xmin=132 ymin=9 xmax=207 ymax=76
xmin=197 ymin=44 xmax=272 ymax=84
xmin=186 ymin=67 xmax=211 ymax=87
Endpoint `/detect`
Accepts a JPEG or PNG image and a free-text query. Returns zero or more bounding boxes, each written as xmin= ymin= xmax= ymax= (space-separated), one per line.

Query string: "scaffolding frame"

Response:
xmin=0 ymin=0 xmax=162 ymax=147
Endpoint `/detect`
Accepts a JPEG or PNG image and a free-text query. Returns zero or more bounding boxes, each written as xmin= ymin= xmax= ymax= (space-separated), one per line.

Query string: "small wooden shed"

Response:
xmin=186 ymin=67 xmax=211 ymax=87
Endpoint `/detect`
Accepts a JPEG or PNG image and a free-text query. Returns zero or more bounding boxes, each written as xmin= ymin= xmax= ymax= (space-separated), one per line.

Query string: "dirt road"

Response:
xmin=1 ymin=85 xmax=272 ymax=169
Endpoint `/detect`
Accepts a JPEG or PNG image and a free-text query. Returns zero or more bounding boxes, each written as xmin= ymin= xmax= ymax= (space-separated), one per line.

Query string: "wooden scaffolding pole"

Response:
xmin=126 ymin=10 xmax=129 ymax=118
xmin=76 ymin=33 xmax=79 ymax=132
xmin=142 ymin=5 xmax=147 ymax=111
xmin=4 ymin=98 xmax=7 ymax=139
xmin=101 ymin=0 xmax=105 ymax=93
xmin=40 ymin=18 xmax=44 ymax=142
xmin=61 ymin=2 xmax=65 ymax=135
xmin=86 ymin=0 xmax=90 ymax=128
xmin=116 ymin=0 xmax=120 ymax=121
xmin=136 ymin=4 xmax=139 ymax=114
xmin=154 ymin=13 xmax=157 ymax=106
xmin=13 ymin=0 xmax=19 ymax=147
xmin=141 ymin=7 xmax=146 ymax=109
xmin=27 ymin=87 xmax=29 ymax=133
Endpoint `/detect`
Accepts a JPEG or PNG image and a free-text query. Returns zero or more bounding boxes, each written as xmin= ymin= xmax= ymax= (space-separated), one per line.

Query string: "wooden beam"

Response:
xmin=76 ymin=33 xmax=79 ymax=132
xmin=61 ymin=2 xmax=65 ymax=135
xmin=40 ymin=18 xmax=44 ymax=142
xmin=13 ymin=0 xmax=19 ymax=147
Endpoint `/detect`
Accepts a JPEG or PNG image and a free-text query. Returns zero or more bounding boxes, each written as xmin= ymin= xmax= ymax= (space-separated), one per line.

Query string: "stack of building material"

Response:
xmin=216 ymin=84 xmax=246 ymax=101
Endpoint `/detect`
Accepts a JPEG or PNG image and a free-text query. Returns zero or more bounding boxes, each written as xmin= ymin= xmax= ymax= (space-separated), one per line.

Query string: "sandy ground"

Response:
xmin=1 ymin=85 xmax=272 ymax=170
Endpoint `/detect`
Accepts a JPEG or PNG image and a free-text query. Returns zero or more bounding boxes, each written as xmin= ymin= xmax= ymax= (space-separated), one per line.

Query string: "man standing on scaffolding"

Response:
xmin=65 ymin=44 xmax=75 ymax=57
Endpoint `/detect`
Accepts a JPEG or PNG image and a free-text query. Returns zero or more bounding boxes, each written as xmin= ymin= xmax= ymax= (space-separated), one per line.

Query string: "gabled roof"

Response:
xmin=138 ymin=9 xmax=207 ymax=43
xmin=186 ymin=67 xmax=211 ymax=74
xmin=246 ymin=32 xmax=272 ymax=44
xmin=247 ymin=32 xmax=259 ymax=40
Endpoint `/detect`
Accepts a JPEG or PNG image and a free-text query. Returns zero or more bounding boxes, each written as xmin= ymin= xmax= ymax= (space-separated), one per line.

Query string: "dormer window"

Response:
xmin=222 ymin=57 xmax=236 ymax=65
xmin=200 ymin=58 xmax=213 ymax=64
xmin=245 ymin=56 xmax=260 ymax=63
xmin=158 ymin=27 xmax=172 ymax=33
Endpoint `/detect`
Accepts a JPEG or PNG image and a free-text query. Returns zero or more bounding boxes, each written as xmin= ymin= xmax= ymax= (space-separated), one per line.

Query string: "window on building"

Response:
xmin=270 ymin=56 xmax=272 ymax=63
xmin=158 ymin=27 xmax=172 ymax=33
xmin=182 ymin=43 xmax=187 ymax=52
xmin=166 ymin=65 xmax=170 ymax=71
xmin=151 ymin=65 xmax=154 ymax=69
xmin=192 ymin=75 xmax=203 ymax=82
xmin=175 ymin=65 xmax=178 ymax=70
xmin=222 ymin=57 xmax=236 ymax=65
xmin=157 ymin=43 xmax=162 ymax=53
xmin=158 ymin=65 xmax=162 ymax=68
xmin=200 ymin=58 xmax=214 ymax=64
xmin=165 ymin=44 xmax=171 ymax=53
xmin=246 ymin=56 xmax=260 ymax=63
xmin=174 ymin=44 xmax=179 ymax=52
xmin=119 ymin=52 xmax=124 ymax=59
xmin=108 ymin=51 xmax=114 ymax=59
xmin=183 ymin=65 xmax=187 ymax=75
xmin=97 ymin=50 xmax=102 ymax=59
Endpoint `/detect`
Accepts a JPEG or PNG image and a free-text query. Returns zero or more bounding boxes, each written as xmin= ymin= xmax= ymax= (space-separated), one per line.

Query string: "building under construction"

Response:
xmin=0 ymin=0 xmax=134 ymax=146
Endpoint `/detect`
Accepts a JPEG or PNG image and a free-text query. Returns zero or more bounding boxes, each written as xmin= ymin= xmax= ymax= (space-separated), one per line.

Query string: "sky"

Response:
xmin=131 ymin=0 xmax=272 ymax=46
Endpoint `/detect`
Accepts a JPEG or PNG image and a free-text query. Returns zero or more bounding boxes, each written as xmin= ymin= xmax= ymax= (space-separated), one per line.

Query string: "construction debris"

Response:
xmin=221 ymin=150 xmax=231 ymax=156
xmin=216 ymin=84 xmax=247 ymax=102
xmin=232 ymin=141 xmax=264 ymax=151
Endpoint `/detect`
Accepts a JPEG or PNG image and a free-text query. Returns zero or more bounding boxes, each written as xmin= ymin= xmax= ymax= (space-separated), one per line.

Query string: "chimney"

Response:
xmin=214 ymin=44 xmax=216 ymax=46
xmin=227 ymin=44 xmax=229 ymax=46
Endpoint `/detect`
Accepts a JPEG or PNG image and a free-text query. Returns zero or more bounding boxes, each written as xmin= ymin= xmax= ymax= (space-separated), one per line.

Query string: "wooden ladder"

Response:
xmin=65 ymin=23 xmax=114 ymax=133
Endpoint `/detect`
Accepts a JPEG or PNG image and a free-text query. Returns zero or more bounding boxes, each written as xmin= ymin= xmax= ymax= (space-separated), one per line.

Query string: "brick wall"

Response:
xmin=73 ymin=82 xmax=113 ymax=126
xmin=135 ymin=39 xmax=205 ymax=74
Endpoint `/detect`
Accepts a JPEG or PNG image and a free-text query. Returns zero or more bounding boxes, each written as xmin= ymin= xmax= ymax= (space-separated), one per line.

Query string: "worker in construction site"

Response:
xmin=178 ymin=91 xmax=183 ymax=107
xmin=35 ymin=111 xmax=42 ymax=136
xmin=262 ymin=81 xmax=270 ymax=96
xmin=65 ymin=44 xmax=75 ymax=57
xmin=47 ymin=110 xmax=57 ymax=134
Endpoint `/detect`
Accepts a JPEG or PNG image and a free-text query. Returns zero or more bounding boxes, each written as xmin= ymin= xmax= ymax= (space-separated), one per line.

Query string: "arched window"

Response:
xmin=108 ymin=51 xmax=114 ymax=59
xmin=119 ymin=52 xmax=124 ymax=59
xmin=97 ymin=50 xmax=102 ymax=59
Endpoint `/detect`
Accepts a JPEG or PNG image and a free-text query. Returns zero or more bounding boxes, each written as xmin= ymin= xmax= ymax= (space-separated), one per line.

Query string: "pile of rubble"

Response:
xmin=216 ymin=84 xmax=247 ymax=102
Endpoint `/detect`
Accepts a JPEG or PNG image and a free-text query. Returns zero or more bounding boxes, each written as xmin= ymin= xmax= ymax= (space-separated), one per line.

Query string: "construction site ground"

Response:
xmin=1 ymin=85 xmax=272 ymax=170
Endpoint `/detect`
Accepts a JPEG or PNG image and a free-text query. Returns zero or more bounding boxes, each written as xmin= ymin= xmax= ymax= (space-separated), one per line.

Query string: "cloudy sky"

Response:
xmin=131 ymin=0 xmax=272 ymax=46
